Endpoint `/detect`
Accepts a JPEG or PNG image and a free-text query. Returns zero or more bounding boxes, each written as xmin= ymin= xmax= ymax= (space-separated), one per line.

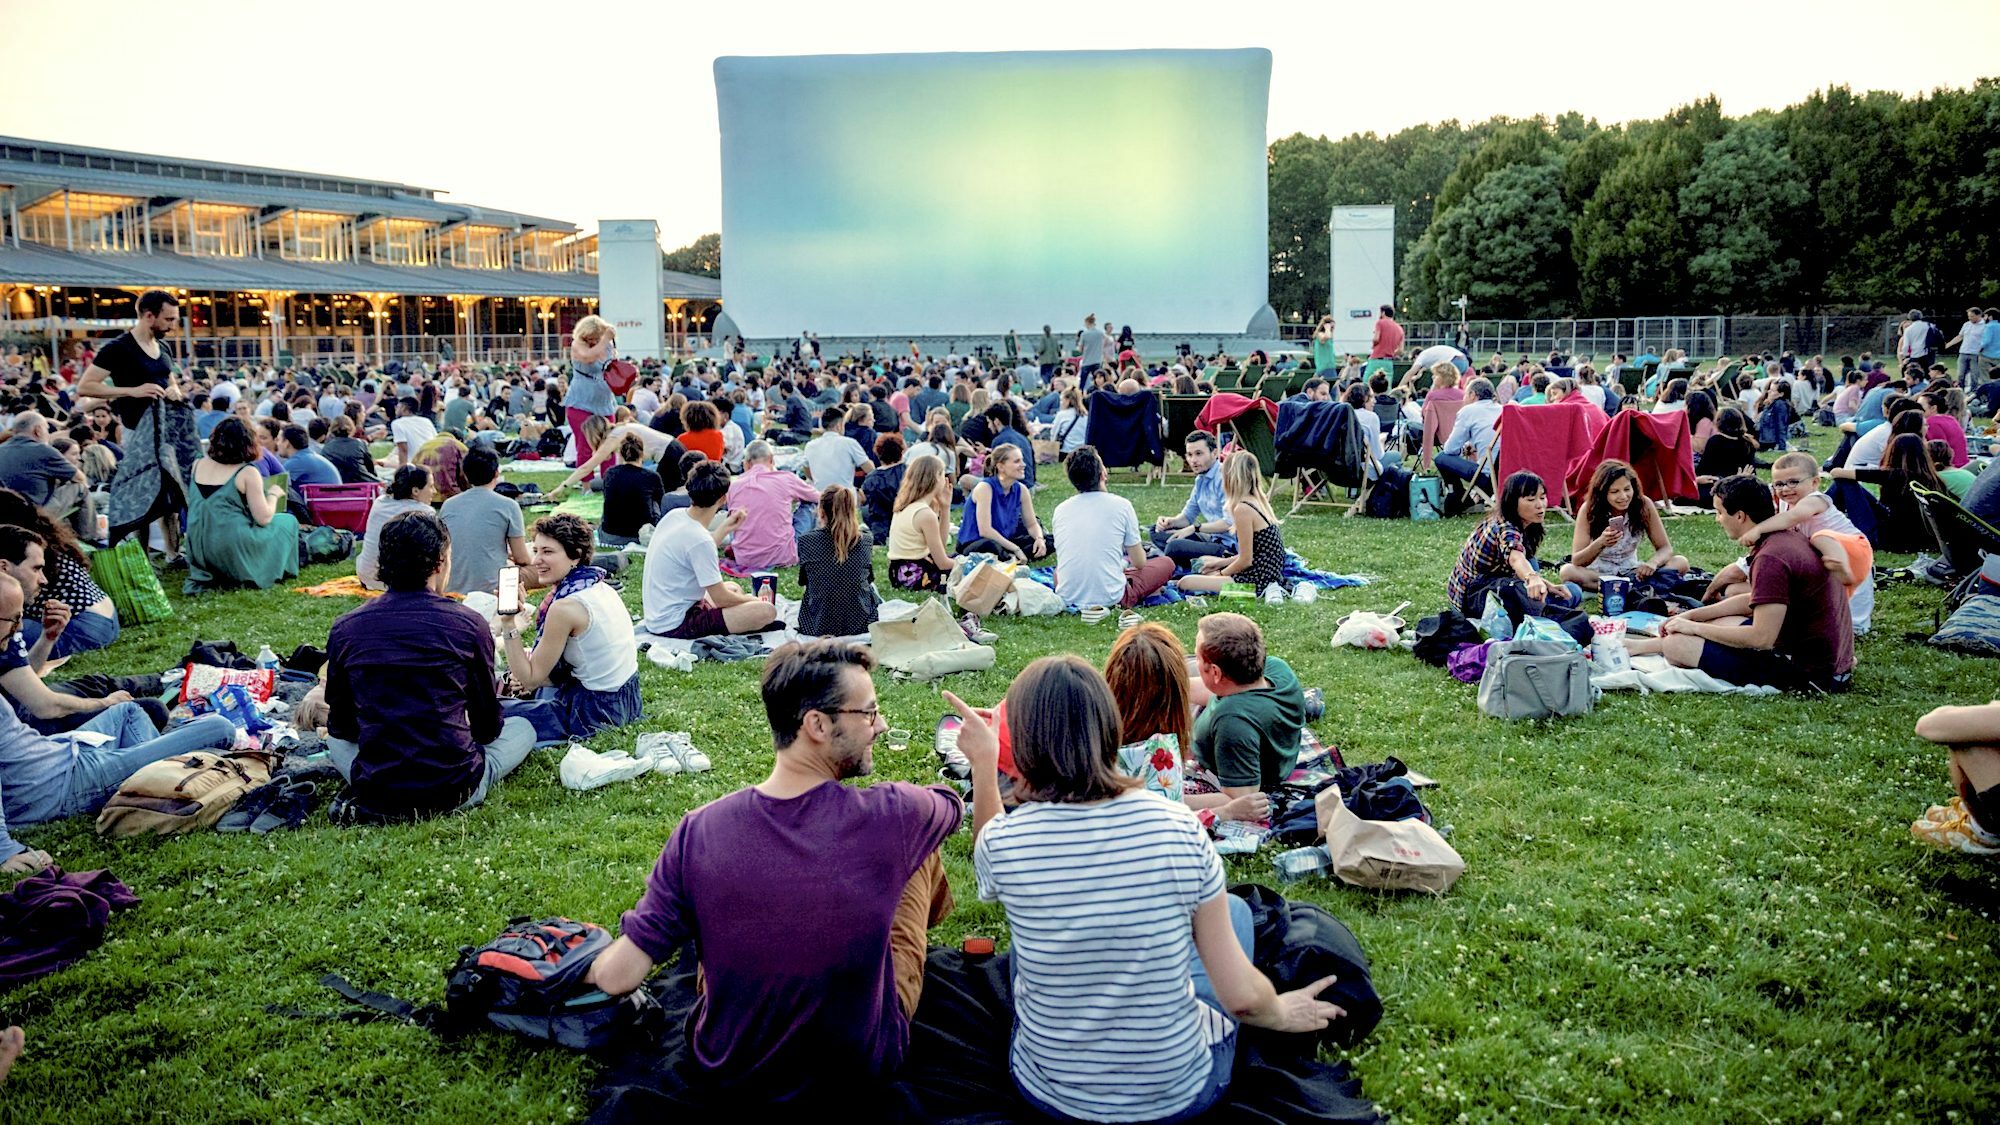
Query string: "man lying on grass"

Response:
xmin=0 ymin=572 xmax=236 ymax=874
xmin=1625 ymin=475 xmax=1854 ymax=693
xmin=586 ymin=639 xmax=960 ymax=1102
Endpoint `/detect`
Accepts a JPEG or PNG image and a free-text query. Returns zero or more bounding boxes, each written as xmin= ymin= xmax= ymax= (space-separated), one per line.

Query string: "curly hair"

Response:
xmin=531 ymin=512 xmax=594 ymax=565
xmin=205 ymin=417 xmax=258 ymax=465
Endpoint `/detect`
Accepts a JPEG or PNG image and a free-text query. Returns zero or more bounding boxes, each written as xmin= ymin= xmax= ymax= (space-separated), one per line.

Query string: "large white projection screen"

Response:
xmin=715 ymin=50 xmax=1272 ymax=339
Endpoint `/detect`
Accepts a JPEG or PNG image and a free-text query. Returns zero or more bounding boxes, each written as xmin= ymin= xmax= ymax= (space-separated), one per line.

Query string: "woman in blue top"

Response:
xmin=564 ymin=315 xmax=619 ymax=483
xmin=957 ymin=444 xmax=1045 ymax=561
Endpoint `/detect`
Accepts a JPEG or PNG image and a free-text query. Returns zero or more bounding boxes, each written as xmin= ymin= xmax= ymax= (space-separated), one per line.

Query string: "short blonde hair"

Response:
xmin=573 ymin=314 xmax=614 ymax=345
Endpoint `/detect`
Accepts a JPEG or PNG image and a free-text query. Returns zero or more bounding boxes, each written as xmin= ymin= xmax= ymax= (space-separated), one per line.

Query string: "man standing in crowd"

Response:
xmin=1152 ymin=432 xmax=1234 ymax=566
xmin=1900 ymin=309 xmax=1937 ymax=372
xmin=1076 ymin=314 xmax=1105 ymax=381
xmin=1367 ymin=304 xmax=1404 ymax=379
xmin=585 ymin=639 xmax=962 ymax=1101
xmin=318 ymin=510 xmax=537 ymax=818
xmin=1944 ymin=308 xmax=1987 ymax=386
xmin=1625 ymin=476 xmax=1854 ymax=693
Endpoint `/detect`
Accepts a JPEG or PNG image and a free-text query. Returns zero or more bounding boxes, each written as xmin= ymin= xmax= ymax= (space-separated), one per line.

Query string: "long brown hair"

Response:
xmin=895 ymin=454 xmax=949 ymax=524
xmin=818 ymin=484 xmax=863 ymax=562
xmin=1006 ymin=656 xmax=1141 ymax=805
xmin=1583 ymin=459 xmax=1652 ymax=540
xmin=1105 ymin=623 xmax=1191 ymax=756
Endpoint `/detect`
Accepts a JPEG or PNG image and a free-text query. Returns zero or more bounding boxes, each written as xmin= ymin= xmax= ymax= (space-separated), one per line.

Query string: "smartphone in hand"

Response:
xmin=497 ymin=565 xmax=522 ymax=617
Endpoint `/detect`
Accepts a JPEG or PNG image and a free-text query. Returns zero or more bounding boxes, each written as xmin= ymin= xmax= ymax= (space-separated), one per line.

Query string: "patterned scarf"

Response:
xmin=537 ymin=564 xmax=605 ymax=631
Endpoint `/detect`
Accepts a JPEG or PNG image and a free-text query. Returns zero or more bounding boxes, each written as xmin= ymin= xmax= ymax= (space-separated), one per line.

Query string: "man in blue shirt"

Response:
xmin=192 ymin=392 xmax=228 ymax=440
xmin=278 ymin=425 xmax=341 ymax=488
xmin=0 ymin=572 xmax=236 ymax=872
xmin=1435 ymin=377 xmax=1503 ymax=510
xmin=1150 ymin=431 xmax=1235 ymax=564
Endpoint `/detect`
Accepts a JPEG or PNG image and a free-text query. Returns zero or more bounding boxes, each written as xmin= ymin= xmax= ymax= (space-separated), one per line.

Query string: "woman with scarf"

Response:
xmin=498 ymin=513 xmax=640 ymax=743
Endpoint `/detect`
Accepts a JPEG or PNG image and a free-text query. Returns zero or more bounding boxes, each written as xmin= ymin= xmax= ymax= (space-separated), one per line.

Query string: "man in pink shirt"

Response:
xmin=1367 ymin=304 xmax=1405 ymax=379
xmin=727 ymin=440 xmax=823 ymax=569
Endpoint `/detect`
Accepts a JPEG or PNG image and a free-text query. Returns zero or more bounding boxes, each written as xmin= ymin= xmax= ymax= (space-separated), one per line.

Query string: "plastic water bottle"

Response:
xmin=255 ymin=644 xmax=280 ymax=672
xmin=1273 ymin=845 xmax=1332 ymax=882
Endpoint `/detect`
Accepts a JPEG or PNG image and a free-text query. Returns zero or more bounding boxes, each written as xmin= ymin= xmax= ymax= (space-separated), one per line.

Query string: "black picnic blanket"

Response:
xmin=587 ymin=884 xmax=1384 ymax=1123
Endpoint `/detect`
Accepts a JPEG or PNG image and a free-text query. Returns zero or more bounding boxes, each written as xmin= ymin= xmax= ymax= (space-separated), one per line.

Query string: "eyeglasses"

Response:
xmin=819 ymin=705 xmax=882 ymax=721
xmin=1771 ymin=477 xmax=1810 ymax=489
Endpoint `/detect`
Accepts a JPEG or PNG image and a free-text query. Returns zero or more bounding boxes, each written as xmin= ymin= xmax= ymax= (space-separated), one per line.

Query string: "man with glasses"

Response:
xmin=0 ymin=572 xmax=236 ymax=875
xmin=586 ymin=639 xmax=962 ymax=1103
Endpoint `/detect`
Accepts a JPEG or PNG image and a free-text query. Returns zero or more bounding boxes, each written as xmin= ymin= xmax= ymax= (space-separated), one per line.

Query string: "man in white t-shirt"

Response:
xmin=1944 ymin=308 xmax=1987 ymax=384
xmin=390 ymin=396 xmax=438 ymax=466
xmin=1899 ymin=310 xmax=1934 ymax=368
xmin=1076 ymin=314 xmax=1105 ymax=379
xmin=804 ymin=406 xmax=872 ymax=492
xmin=1051 ymin=447 xmax=1175 ymax=610
xmin=632 ymin=377 xmax=661 ymax=423
xmin=209 ymin=376 xmax=241 ymax=409
xmin=640 ymin=463 xmax=778 ymax=639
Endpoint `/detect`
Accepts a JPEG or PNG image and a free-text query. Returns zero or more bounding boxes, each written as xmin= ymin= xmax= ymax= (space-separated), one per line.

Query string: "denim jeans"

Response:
xmin=1152 ymin=529 xmax=1234 ymax=566
xmin=54 ymin=707 xmax=239 ymax=821
xmin=325 ymin=715 xmax=536 ymax=811
xmin=51 ymin=608 xmax=120 ymax=659
xmin=501 ymin=672 xmax=642 ymax=745
xmin=791 ymin=501 xmax=819 ymax=538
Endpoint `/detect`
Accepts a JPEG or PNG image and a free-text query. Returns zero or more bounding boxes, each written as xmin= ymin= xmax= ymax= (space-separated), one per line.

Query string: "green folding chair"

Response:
xmin=1161 ymin=395 xmax=1207 ymax=473
xmin=1214 ymin=370 xmax=1242 ymax=392
xmin=1223 ymin=406 xmax=1278 ymax=478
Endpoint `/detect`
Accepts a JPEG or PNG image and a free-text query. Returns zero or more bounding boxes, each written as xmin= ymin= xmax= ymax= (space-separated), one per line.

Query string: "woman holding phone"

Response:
xmin=1558 ymin=459 xmax=1689 ymax=592
xmin=497 ymin=513 xmax=641 ymax=742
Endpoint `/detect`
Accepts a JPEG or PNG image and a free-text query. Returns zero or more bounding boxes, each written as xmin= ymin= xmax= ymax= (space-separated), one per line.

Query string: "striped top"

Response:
xmin=974 ymin=790 xmax=1230 ymax=1122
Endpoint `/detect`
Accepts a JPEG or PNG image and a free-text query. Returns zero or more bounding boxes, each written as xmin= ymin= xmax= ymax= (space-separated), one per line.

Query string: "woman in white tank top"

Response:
xmin=498 ymin=514 xmax=642 ymax=741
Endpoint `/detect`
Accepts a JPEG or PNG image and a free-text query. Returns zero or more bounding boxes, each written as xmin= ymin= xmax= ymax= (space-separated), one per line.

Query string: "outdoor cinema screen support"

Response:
xmin=714 ymin=49 xmax=1272 ymax=340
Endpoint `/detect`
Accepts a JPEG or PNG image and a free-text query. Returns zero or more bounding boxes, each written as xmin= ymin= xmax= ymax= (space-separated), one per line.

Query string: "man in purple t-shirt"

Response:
xmin=588 ymin=639 xmax=962 ymax=1101
xmin=1626 ymin=476 xmax=1855 ymax=692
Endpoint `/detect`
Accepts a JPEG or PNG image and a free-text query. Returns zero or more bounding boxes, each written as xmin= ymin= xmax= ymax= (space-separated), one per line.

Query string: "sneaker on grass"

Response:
xmin=1910 ymin=808 xmax=2000 ymax=856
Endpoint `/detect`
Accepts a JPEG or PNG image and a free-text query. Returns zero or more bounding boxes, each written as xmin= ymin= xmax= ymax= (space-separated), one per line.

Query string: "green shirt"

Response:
xmin=1193 ymin=655 xmax=1305 ymax=789
xmin=444 ymin=396 xmax=476 ymax=434
xmin=1940 ymin=466 xmax=1976 ymax=501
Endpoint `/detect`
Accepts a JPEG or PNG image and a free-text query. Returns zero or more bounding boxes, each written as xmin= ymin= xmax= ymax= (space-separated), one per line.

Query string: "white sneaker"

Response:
xmin=559 ymin=744 xmax=655 ymax=791
xmin=665 ymin=731 xmax=712 ymax=772
xmin=635 ymin=732 xmax=684 ymax=774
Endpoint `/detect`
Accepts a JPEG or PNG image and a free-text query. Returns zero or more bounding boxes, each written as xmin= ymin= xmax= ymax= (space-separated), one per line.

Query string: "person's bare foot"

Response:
xmin=0 ymin=1025 xmax=24 ymax=1084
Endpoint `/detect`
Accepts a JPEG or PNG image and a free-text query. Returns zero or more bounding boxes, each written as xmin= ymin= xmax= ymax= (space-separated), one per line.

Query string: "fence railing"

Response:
xmin=1283 ymin=315 xmax=1907 ymax=362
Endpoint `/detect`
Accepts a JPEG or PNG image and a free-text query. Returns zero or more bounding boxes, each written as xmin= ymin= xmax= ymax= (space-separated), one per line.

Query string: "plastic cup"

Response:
xmin=885 ymin=728 xmax=911 ymax=752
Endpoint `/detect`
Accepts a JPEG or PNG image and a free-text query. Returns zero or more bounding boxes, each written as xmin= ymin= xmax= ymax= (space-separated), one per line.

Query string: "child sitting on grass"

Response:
xmin=1703 ymin=451 xmax=1874 ymax=635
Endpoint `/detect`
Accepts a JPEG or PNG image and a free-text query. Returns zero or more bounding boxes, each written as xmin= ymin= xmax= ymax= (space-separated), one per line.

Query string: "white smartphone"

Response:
xmin=497 ymin=565 xmax=522 ymax=617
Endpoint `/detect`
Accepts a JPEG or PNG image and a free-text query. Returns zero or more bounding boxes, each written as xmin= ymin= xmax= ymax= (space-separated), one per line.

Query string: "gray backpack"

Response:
xmin=1477 ymin=639 xmax=1595 ymax=720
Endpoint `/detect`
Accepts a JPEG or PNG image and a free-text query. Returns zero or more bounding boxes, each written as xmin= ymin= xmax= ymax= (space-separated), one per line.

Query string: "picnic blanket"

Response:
xmin=1564 ymin=409 xmax=1699 ymax=505
xmin=292 ymin=575 xmax=383 ymax=599
xmin=1494 ymin=402 xmax=1604 ymax=511
xmin=1590 ymin=653 xmax=1779 ymax=696
xmin=587 ymin=889 xmax=1383 ymax=1123
xmin=1195 ymin=391 xmax=1278 ymax=432
xmin=523 ymin=491 xmax=605 ymax=522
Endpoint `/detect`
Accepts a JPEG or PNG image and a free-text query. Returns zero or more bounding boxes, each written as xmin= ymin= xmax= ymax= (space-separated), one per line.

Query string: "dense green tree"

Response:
xmin=1431 ymin=161 xmax=1574 ymax=317
xmin=1266 ymin=133 xmax=1340 ymax=321
xmin=1679 ymin=122 xmax=1809 ymax=312
xmin=661 ymin=233 xmax=720 ymax=277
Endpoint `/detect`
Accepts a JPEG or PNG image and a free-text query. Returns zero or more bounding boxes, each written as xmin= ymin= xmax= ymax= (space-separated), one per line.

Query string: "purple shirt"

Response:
xmin=726 ymin=463 xmax=822 ymax=569
xmin=325 ymin=590 xmax=500 ymax=814
xmin=620 ymin=779 xmax=962 ymax=1098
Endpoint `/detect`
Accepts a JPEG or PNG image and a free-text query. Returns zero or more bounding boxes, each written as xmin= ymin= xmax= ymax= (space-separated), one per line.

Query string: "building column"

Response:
xmin=448 ymin=295 xmax=484 ymax=365
xmin=360 ymin=292 xmax=395 ymax=367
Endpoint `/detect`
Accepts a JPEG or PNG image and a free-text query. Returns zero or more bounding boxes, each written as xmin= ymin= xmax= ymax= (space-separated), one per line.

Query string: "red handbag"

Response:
xmin=602 ymin=357 xmax=639 ymax=396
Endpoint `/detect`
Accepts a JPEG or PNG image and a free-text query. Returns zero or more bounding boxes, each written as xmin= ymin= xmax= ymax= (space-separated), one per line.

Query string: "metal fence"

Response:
xmin=1285 ymin=315 xmax=1906 ymax=361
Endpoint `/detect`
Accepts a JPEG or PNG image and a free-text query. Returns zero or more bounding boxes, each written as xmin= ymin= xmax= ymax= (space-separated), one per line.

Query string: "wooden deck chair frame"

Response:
xmin=1464 ymin=414 xmax=1504 ymax=509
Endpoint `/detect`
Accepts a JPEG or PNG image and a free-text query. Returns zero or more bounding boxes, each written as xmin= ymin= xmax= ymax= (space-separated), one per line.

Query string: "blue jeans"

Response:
xmin=791 ymin=501 xmax=819 ymax=538
xmin=501 ymin=672 xmax=642 ymax=746
xmin=1014 ymin=893 xmax=1251 ymax=1123
xmin=53 ymin=707 xmax=238 ymax=820
xmin=325 ymin=715 xmax=536 ymax=811
xmin=51 ymin=608 xmax=120 ymax=658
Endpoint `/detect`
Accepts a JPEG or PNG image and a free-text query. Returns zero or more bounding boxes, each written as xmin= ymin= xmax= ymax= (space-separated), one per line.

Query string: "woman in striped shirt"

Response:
xmin=951 ymin=658 xmax=1343 ymax=1123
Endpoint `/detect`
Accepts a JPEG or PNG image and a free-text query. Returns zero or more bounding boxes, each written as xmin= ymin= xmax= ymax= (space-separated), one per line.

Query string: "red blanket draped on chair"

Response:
xmin=1563 ymin=410 xmax=1700 ymax=504
xmin=1494 ymin=402 xmax=1605 ymax=510
xmin=1194 ymin=392 xmax=1277 ymax=432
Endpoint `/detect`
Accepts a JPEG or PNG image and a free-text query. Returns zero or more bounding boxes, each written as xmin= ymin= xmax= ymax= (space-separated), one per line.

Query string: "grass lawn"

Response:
xmin=4 ymin=427 xmax=1997 ymax=1123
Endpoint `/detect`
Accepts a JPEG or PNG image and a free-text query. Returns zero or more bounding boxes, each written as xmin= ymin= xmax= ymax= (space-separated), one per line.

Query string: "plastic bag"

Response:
xmin=1590 ymin=618 xmax=1631 ymax=672
xmin=1475 ymin=592 xmax=1514 ymax=640
xmin=1008 ymin=578 xmax=1063 ymax=617
xmin=1332 ymin=610 xmax=1405 ymax=649
xmin=1513 ymin=615 xmax=1583 ymax=651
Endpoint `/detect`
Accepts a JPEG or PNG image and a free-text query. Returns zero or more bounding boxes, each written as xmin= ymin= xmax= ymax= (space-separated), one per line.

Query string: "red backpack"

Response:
xmin=603 ymin=358 xmax=639 ymax=397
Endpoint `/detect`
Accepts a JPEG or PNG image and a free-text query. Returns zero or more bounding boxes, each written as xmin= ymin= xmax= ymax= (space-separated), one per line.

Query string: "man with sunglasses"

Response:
xmin=0 ymin=572 xmax=235 ymax=874
xmin=587 ymin=639 xmax=961 ymax=1104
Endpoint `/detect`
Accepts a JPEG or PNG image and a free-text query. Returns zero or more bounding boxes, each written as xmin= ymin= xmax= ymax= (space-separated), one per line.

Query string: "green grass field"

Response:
xmin=3 ymin=432 xmax=1996 ymax=1123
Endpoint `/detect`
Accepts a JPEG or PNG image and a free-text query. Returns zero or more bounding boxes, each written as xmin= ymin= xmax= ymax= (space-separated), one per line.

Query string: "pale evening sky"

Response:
xmin=0 ymin=0 xmax=1990 ymax=250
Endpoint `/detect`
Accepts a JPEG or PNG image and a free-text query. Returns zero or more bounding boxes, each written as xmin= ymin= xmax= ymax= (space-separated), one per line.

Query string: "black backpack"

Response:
xmin=1412 ymin=608 xmax=1480 ymax=666
xmin=537 ymin=427 xmax=568 ymax=458
xmin=1366 ymin=465 xmax=1412 ymax=519
xmin=280 ymin=916 xmax=659 ymax=1050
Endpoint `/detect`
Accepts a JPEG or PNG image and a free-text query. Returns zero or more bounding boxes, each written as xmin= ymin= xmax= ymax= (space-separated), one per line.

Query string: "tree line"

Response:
xmin=1269 ymin=80 xmax=1999 ymax=324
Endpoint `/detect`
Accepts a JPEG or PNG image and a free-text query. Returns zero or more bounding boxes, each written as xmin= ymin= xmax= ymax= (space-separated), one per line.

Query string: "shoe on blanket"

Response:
xmin=250 ymin=780 xmax=319 ymax=833
xmin=1911 ymin=807 xmax=2000 ymax=856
